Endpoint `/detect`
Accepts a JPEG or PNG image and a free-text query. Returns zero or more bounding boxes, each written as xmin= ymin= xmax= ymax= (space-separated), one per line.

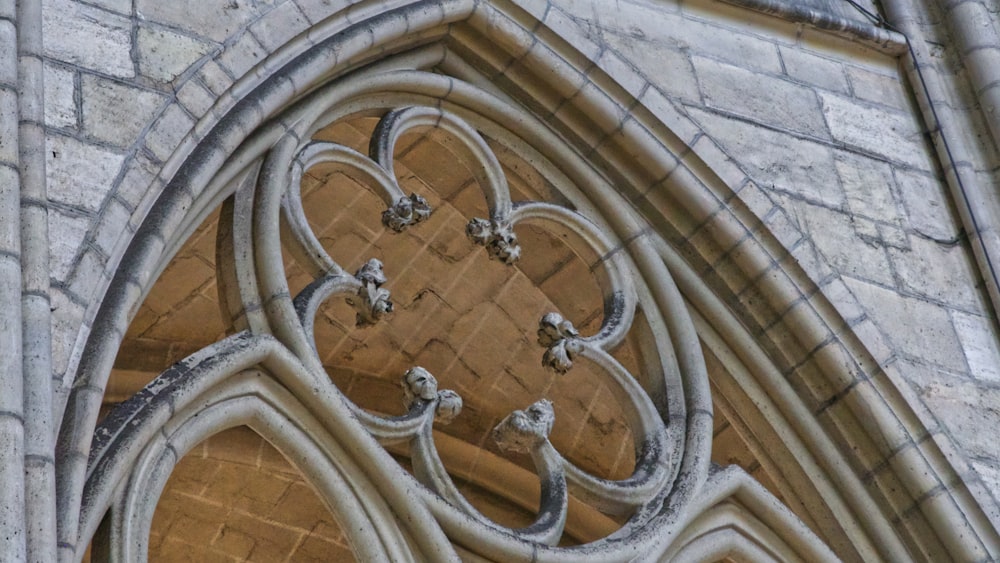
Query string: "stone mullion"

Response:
xmin=0 ymin=0 xmax=26 ymax=560
xmin=17 ymin=0 xmax=56 ymax=560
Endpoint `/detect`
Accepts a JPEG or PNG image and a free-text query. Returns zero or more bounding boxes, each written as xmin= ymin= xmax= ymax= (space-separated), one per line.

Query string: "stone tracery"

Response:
xmin=54 ymin=1 xmax=999 ymax=560
xmin=81 ymin=89 xmax=734 ymax=558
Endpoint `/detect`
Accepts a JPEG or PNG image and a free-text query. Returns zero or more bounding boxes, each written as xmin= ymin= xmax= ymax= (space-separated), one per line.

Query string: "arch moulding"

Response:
xmin=55 ymin=1 xmax=1000 ymax=561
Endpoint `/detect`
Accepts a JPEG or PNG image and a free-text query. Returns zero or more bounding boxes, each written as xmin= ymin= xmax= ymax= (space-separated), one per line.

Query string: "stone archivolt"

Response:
xmin=52 ymin=1 xmax=1000 ymax=562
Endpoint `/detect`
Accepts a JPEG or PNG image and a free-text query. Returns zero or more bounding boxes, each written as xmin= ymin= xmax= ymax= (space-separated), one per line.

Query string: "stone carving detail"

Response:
xmin=401 ymin=367 xmax=463 ymax=424
xmin=347 ymin=258 xmax=393 ymax=327
xmin=466 ymin=217 xmax=521 ymax=264
xmin=382 ymin=193 xmax=432 ymax=232
xmin=402 ymin=366 xmax=439 ymax=404
xmin=435 ymin=390 xmax=463 ymax=424
xmin=493 ymin=399 xmax=555 ymax=453
xmin=537 ymin=312 xmax=582 ymax=373
xmin=84 ymin=104 xmax=707 ymax=562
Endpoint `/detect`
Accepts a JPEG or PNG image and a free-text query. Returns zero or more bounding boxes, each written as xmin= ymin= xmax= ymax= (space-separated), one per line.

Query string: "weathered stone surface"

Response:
xmin=144 ymin=103 xmax=195 ymax=162
xmin=846 ymin=66 xmax=910 ymax=111
xmin=136 ymin=0 xmax=275 ymax=43
xmin=819 ymin=92 xmax=930 ymax=169
xmin=42 ymin=0 xmax=133 ymax=78
xmin=81 ymin=75 xmax=166 ymax=148
xmin=896 ymin=169 xmax=961 ymax=242
xmin=49 ymin=289 xmax=84 ymax=379
xmin=690 ymin=108 xmax=844 ymax=207
xmin=48 ymin=209 xmax=91 ymax=281
xmin=43 ymin=64 xmax=76 ymax=129
xmin=18 ymin=0 xmax=1000 ymax=559
xmin=906 ymin=363 xmax=1000 ymax=462
xmin=46 ymin=134 xmax=124 ymax=213
xmin=846 ymin=277 xmax=967 ymax=372
xmin=952 ymin=310 xmax=1000 ymax=383
xmin=175 ymin=79 xmax=216 ymax=118
xmin=779 ymin=45 xmax=849 ymax=93
xmin=889 ymin=237 xmax=982 ymax=311
xmin=693 ymin=55 xmax=830 ymax=139
xmin=137 ymin=25 xmax=216 ymax=83
xmin=249 ymin=0 xmax=308 ymax=50
xmin=217 ymin=31 xmax=266 ymax=79
xmin=571 ymin=0 xmax=782 ymax=73
xmin=834 ymin=151 xmax=904 ymax=225
xmin=599 ymin=34 xmax=700 ymax=102
xmin=294 ymin=0 xmax=353 ymax=24
xmin=82 ymin=0 xmax=131 ymax=15
xmin=0 ymin=89 xmax=17 ymax=164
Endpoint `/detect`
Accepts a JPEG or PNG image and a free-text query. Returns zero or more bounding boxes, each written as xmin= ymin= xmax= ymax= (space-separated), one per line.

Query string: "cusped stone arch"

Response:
xmin=55 ymin=1 xmax=1000 ymax=562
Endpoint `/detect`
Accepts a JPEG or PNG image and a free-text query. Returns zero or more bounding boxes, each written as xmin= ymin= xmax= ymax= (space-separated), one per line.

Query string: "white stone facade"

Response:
xmin=3 ymin=0 xmax=1000 ymax=560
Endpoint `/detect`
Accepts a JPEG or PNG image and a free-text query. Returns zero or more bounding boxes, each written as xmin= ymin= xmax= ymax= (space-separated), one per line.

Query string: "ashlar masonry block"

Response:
xmin=42 ymin=0 xmax=133 ymax=78
xmin=46 ymin=134 xmax=124 ymax=213
xmin=81 ymin=74 xmax=167 ymax=148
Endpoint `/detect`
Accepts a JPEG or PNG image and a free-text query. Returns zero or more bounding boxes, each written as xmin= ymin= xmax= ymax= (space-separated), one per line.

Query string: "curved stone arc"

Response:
xmin=446 ymin=8 xmax=999 ymax=556
xmin=247 ymin=132 xmax=404 ymax=426
xmin=280 ymin=67 xmax=710 ymax=472
xmin=413 ymin=481 xmax=668 ymax=563
xmin=509 ymin=201 xmax=637 ymax=349
xmin=56 ymin=3 xmax=469 ymax=479
xmin=216 ymin=171 xmax=275 ymax=335
xmin=57 ymin=122 xmax=295 ymax=547
xmin=290 ymin=90 xmax=708 ymax=560
xmin=251 ymin=134 xmax=318 ymax=360
xmin=392 ymin=430 xmax=621 ymax=543
xmin=284 ymin=101 xmax=679 ymax=531
xmin=407 ymin=406 xmax=569 ymax=546
xmin=408 ymin=414 xmax=475 ymax=507
xmin=517 ymin=441 xmax=569 ymax=546
xmin=389 ymin=70 xmax=715 ymax=527
xmin=97 ymin=429 xmax=171 ymax=562
xmin=651 ymin=467 xmax=839 ymax=562
xmin=81 ymin=333 xmax=301 ymax=540
xmin=655 ymin=236 xmax=909 ymax=560
xmin=76 ymin=74 xmax=712 ymax=560
xmin=276 ymin=67 xmax=714 ymax=474
xmin=285 ymin=140 xmax=419 ymax=277
xmin=244 ymin=74 xmax=710 ymax=550
xmin=552 ymin=346 xmax=671 ymax=514
xmin=62 ymin=6 xmax=736 ymax=560
xmin=291 ymin=271 xmax=362 ymax=348
xmin=253 ymin=79 xmax=689 ymax=541
xmin=79 ymin=333 xmax=460 ymax=561
xmin=297 ymin=139 xmax=407 ymax=209
xmin=667 ymin=518 xmax=815 ymax=563
xmin=371 ymin=106 xmax=513 ymax=222
xmin=289 ymin=123 xmax=588 ymax=544
xmin=445 ymin=11 xmax=1000 ymax=558
xmin=58 ymin=0 xmax=996 ymax=560
xmin=362 ymin=398 xmax=439 ymax=445
xmin=105 ymin=375 xmax=419 ymax=563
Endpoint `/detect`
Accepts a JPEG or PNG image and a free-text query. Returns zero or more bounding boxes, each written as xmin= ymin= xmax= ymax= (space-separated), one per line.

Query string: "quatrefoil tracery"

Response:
xmin=279 ymin=106 xmax=674 ymax=544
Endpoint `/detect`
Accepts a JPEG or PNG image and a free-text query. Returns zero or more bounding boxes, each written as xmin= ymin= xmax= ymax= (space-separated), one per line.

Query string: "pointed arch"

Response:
xmin=56 ymin=1 xmax=1000 ymax=561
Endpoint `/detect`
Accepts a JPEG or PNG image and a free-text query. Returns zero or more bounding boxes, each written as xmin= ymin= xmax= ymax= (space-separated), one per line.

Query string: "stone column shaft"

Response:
xmin=17 ymin=0 xmax=55 ymax=558
xmin=0 ymin=0 xmax=26 ymax=559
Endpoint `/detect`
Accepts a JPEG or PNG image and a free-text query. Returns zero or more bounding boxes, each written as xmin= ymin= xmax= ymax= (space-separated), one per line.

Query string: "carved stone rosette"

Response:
xmin=537 ymin=312 xmax=583 ymax=373
xmin=382 ymin=192 xmax=432 ymax=232
xmin=466 ymin=217 xmax=522 ymax=264
xmin=493 ymin=399 xmax=555 ymax=454
xmin=346 ymin=258 xmax=393 ymax=327
xmin=401 ymin=367 xmax=463 ymax=424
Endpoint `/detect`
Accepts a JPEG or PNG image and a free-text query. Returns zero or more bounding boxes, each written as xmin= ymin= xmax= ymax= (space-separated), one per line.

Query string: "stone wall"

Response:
xmin=542 ymin=0 xmax=1000 ymax=515
xmin=30 ymin=0 xmax=1000 ymax=555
